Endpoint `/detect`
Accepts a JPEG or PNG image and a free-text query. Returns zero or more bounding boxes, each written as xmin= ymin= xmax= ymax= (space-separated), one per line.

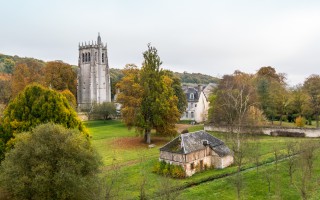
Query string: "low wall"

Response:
xmin=77 ymin=112 xmax=88 ymax=121
xmin=204 ymin=125 xmax=320 ymax=138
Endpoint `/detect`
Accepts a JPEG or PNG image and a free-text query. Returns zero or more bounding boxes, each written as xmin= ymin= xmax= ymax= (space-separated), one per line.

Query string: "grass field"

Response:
xmin=85 ymin=120 xmax=320 ymax=199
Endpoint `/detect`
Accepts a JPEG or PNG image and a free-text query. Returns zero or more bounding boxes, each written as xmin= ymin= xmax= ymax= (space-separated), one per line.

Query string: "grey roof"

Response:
xmin=183 ymin=87 xmax=199 ymax=101
xmin=202 ymin=83 xmax=217 ymax=101
xmin=160 ymin=131 xmax=232 ymax=157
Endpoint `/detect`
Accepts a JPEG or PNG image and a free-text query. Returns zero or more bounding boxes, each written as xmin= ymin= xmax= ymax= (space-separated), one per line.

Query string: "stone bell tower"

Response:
xmin=77 ymin=33 xmax=111 ymax=110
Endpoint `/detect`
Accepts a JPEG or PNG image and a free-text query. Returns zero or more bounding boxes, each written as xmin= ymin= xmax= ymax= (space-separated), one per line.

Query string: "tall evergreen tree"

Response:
xmin=117 ymin=45 xmax=180 ymax=143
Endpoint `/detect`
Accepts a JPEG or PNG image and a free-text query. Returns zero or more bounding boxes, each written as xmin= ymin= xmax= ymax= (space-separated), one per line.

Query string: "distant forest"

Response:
xmin=0 ymin=53 xmax=219 ymax=102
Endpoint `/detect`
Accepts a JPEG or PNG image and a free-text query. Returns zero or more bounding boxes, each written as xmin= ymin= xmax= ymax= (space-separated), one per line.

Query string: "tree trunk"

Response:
xmin=144 ymin=129 xmax=151 ymax=144
xmin=316 ymin=112 xmax=319 ymax=128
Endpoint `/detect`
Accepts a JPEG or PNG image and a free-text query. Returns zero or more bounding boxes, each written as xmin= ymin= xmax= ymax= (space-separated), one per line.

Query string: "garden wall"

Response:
xmin=204 ymin=124 xmax=320 ymax=138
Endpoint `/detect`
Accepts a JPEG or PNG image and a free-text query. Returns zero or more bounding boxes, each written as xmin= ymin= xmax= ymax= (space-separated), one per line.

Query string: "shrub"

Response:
xmin=153 ymin=161 xmax=186 ymax=179
xmin=0 ymin=123 xmax=102 ymax=200
xmin=295 ymin=116 xmax=306 ymax=127
xmin=170 ymin=165 xmax=186 ymax=178
xmin=152 ymin=161 xmax=161 ymax=173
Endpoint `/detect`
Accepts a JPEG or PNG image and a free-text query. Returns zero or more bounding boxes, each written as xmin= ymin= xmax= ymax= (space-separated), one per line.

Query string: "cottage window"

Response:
xmin=191 ymin=103 xmax=193 ymax=108
xmin=191 ymin=112 xmax=194 ymax=118
xmin=190 ymin=93 xmax=194 ymax=99
xmin=190 ymin=162 xmax=195 ymax=170
xmin=185 ymin=112 xmax=188 ymax=118
xmin=195 ymin=104 xmax=197 ymax=107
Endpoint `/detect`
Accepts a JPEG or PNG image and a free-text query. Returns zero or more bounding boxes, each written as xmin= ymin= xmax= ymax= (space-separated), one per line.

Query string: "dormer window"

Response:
xmin=190 ymin=93 xmax=194 ymax=99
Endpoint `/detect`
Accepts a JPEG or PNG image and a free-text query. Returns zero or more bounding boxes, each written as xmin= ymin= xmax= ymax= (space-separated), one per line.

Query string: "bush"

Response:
xmin=0 ymin=123 xmax=102 ymax=200
xmin=153 ymin=161 xmax=186 ymax=179
xmin=170 ymin=165 xmax=186 ymax=178
xmin=295 ymin=116 xmax=306 ymax=127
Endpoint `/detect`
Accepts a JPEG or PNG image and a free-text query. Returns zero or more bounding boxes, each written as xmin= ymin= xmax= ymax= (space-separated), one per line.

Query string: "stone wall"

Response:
xmin=77 ymin=112 xmax=88 ymax=121
xmin=204 ymin=124 xmax=320 ymax=138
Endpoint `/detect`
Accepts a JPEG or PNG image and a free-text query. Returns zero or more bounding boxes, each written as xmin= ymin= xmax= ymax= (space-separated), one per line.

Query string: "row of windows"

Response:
xmin=189 ymin=103 xmax=197 ymax=108
xmin=190 ymin=160 xmax=204 ymax=170
xmin=185 ymin=111 xmax=194 ymax=118
xmin=81 ymin=52 xmax=105 ymax=63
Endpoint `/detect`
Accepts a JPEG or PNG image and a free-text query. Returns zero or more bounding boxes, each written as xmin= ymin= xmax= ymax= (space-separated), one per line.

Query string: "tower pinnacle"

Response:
xmin=97 ymin=32 xmax=101 ymax=44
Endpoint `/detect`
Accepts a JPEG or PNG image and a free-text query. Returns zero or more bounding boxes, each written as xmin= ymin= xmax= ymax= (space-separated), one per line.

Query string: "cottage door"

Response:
xmin=200 ymin=160 xmax=204 ymax=170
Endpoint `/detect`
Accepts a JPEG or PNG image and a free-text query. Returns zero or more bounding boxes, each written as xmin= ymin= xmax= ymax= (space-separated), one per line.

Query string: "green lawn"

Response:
xmin=86 ymin=120 xmax=320 ymax=199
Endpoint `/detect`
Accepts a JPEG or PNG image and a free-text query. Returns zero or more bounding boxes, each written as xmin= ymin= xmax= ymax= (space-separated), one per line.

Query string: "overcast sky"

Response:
xmin=1 ymin=0 xmax=320 ymax=85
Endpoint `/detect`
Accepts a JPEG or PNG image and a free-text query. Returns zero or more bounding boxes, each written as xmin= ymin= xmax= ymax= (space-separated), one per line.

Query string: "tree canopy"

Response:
xmin=117 ymin=45 xmax=180 ymax=143
xmin=0 ymin=123 xmax=102 ymax=200
xmin=43 ymin=61 xmax=77 ymax=97
xmin=1 ymin=84 xmax=86 ymax=149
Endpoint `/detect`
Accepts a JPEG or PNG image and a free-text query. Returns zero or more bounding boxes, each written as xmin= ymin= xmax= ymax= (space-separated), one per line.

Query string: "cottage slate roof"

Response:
xmin=160 ymin=131 xmax=232 ymax=157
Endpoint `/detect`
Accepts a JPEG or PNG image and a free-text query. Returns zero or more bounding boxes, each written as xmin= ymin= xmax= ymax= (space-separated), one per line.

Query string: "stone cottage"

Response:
xmin=159 ymin=131 xmax=233 ymax=176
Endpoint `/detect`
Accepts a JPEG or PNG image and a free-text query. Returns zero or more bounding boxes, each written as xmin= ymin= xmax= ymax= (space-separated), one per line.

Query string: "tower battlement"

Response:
xmin=77 ymin=33 xmax=111 ymax=111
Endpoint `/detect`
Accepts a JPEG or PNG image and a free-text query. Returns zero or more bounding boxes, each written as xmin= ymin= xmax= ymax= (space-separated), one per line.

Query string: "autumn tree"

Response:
xmin=0 ymin=73 xmax=12 ymax=104
xmin=11 ymin=63 xmax=31 ymax=97
xmin=116 ymin=64 xmax=143 ymax=128
xmin=0 ymin=58 xmax=15 ymax=74
xmin=43 ymin=61 xmax=77 ymax=97
xmin=0 ymin=123 xmax=102 ymax=200
xmin=255 ymin=66 xmax=287 ymax=123
xmin=0 ymin=84 xmax=86 ymax=158
xmin=288 ymin=85 xmax=312 ymax=123
xmin=303 ymin=75 xmax=320 ymax=128
xmin=209 ymin=71 xmax=257 ymax=136
xmin=117 ymin=45 xmax=180 ymax=143
xmin=269 ymin=81 xmax=290 ymax=125
xmin=11 ymin=59 xmax=44 ymax=97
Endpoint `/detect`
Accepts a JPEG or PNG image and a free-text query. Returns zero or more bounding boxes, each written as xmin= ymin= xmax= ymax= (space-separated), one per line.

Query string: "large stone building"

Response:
xmin=77 ymin=34 xmax=111 ymax=110
xmin=159 ymin=131 xmax=233 ymax=176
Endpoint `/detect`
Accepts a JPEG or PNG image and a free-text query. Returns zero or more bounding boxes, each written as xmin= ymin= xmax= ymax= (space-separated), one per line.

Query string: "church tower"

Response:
xmin=77 ymin=33 xmax=111 ymax=110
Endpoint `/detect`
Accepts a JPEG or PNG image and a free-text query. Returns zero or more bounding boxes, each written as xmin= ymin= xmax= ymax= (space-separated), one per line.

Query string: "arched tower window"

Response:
xmin=95 ymin=52 xmax=97 ymax=62
xmin=88 ymin=53 xmax=91 ymax=62
xmin=102 ymin=53 xmax=104 ymax=63
xmin=85 ymin=53 xmax=87 ymax=62
xmin=82 ymin=53 xmax=84 ymax=62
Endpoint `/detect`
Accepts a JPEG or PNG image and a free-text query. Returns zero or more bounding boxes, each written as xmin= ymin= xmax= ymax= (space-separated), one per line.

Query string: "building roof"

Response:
xmin=202 ymin=83 xmax=217 ymax=101
xmin=160 ymin=131 xmax=232 ymax=156
xmin=183 ymin=87 xmax=199 ymax=101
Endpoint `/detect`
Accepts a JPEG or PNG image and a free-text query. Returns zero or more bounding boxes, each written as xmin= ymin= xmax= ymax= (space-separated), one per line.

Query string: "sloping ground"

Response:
xmin=86 ymin=120 xmax=320 ymax=199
